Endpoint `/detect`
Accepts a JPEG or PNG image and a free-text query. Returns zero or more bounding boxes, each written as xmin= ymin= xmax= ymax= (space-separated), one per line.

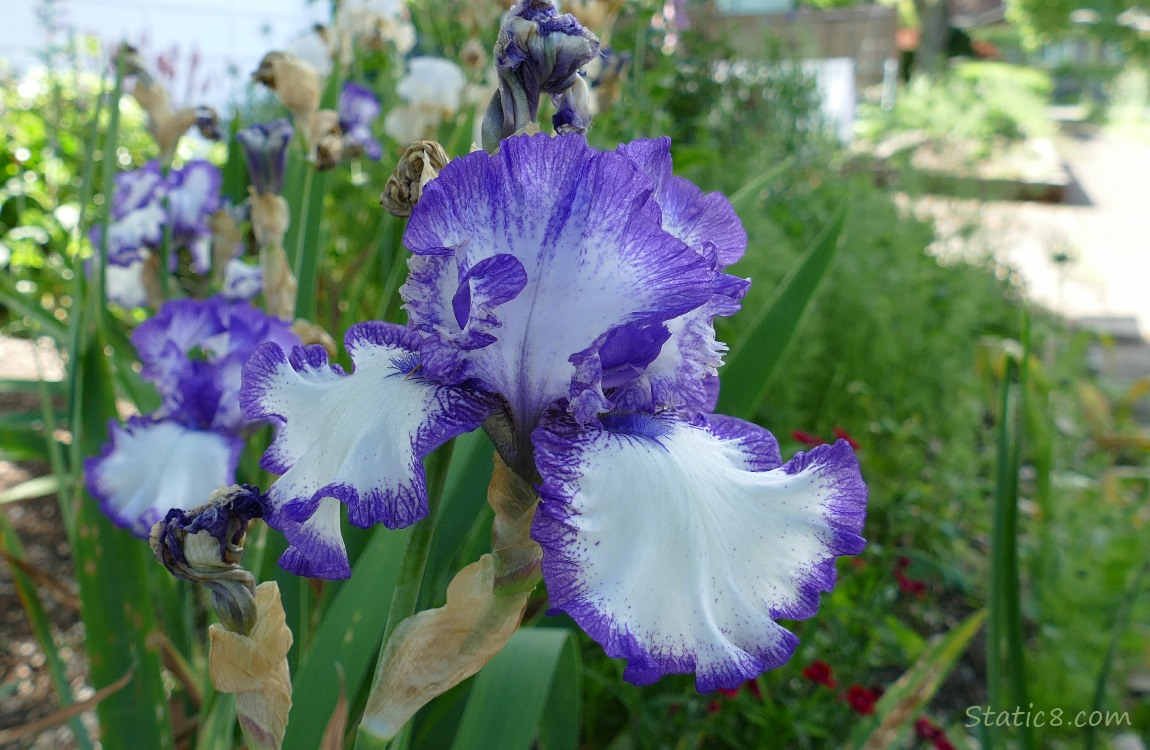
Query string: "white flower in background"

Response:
xmin=286 ymin=25 xmax=334 ymax=78
xmin=335 ymin=0 xmax=416 ymax=56
xmin=384 ymin=57 xmax=468 ymax=145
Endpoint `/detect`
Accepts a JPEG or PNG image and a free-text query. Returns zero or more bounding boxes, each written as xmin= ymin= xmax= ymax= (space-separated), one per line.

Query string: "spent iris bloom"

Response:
xmin=241 ymin=133 xmax=866 ymax=691
xmin=87 ymin=296 xmax=300 ymax=536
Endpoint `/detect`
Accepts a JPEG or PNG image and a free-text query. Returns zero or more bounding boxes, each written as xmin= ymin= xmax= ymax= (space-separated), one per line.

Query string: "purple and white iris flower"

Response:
xmin=87 ymin=296 xmax=300 ymax=536
xmin=92 ymin=159 xmax=224 ymax=306
xmin=240 ymin=133 xmax=867 ymax=691
xmin=236 ymin=119 xmax=294 ymax=195
xmin=339 ymin=82 xmax=383 ymax=161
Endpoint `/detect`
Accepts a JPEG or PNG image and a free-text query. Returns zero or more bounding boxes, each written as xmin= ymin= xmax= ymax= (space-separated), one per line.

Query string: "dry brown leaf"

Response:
xmin=489 ymin=453 xmax=542 ymax=593
xmin=359 ymin=555 xmax=528 ymax=742
xmin=209 ymin=582 xmax=293 ymax=750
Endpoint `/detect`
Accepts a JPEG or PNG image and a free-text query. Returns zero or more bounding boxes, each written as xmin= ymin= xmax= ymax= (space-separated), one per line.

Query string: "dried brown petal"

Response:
xmin=209 ymin=582 xmax=293 ymax=750
xmin=310 ymin=109 xmax=344 ymax=170
xmin=253 ymin=51 xmax=321 ymax=125
xmin=359 ymin=555 xmax=528 ymax=742
xmin=380 ymin=140 xmax=450 ymax=217
xmin=260 ymin=244 xmax=298 ymax=321
xmin=249 ymin=190 xmax=290 ymax=251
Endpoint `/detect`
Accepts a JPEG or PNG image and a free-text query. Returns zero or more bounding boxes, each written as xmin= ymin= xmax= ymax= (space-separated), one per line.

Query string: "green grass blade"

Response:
xmin=70 ymin=338 xmax=172 ymax=748
xmin=717 ymin=201 xmax=847 ymax=418
xmin=725 ymin=157 xmax=794 ymax=214
xmin=1085 ymin=559 xmax=1149 ymax=750
xmin=448 ymin=628 xmax=579 ymax=750
xmin=281 ymin=524 xmax=414 ymax=750
xmin=986 ymin=311 xmax=1033 ymax=750
xmin=0 ymin=514 xmax=94 ymax=749
xmin=0 ymin=475 xmax=60 ymax=506
xmin=0 ymin=273 xmax=68 ymax=343
xmin=845 ymin=610 xmax=986 ymax=750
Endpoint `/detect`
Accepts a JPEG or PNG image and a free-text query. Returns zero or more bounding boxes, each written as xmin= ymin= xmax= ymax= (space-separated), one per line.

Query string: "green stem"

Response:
xmin=291 ymin=164 xmax=316 ymax=305
xmin=984 ymin=352 xmax=1014 ymax=750
xmin=378 ymin=219 xmax=409 ymax=324
xmin=1005 ymin=312 xmax=1032 ymax=750
xmin=353 ymin=441 xmax=456 ymax=750
xmin=1084 ymin=561 xmax=1149 ymax=750
xmin=381 ymin=442 xmax=455 ymax=645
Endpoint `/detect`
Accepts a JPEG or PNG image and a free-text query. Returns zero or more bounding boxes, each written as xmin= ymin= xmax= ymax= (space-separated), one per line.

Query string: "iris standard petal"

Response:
xmin=239 ymin=321 xmax=495 ymax=578
xmin=402 ymin=133 xmax=714 ymax=435
xmin=616 ymin=137 xmax=747 ymax=267
xmin=532 ymin=412 xmax=866 ymax=692
xmin=607 ymin=137 xmax=750 ymax=412
xmin=85 ymin=417 xmax=242 ymax=538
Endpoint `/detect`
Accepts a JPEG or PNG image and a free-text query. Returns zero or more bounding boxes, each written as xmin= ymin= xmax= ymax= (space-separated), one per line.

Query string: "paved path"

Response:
xmin=914 ymin=126 xmax=1150 ymax=339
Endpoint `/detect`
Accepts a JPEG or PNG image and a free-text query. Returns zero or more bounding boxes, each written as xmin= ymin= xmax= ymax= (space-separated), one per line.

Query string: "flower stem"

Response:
xmin=353 ymin=441 xmax=456 ymax=750
xmin=381 ymin=441 xmax=454 ymax=645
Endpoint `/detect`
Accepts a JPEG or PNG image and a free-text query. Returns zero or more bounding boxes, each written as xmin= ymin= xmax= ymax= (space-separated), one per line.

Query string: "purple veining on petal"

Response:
xmin=616 ymin=137 xmax=747 ymax=268
xmin=450 ymin=253 xmax=528 ymax=337
xmin=600 ymin=137 xmax=751 ymax=413
xmin=531 ymin=411 xmax=866 ymax=692
xmin=402 ymin=133 xmax=715 ymax=444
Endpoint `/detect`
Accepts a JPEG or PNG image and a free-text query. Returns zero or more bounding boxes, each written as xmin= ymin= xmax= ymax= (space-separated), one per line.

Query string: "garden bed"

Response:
xmin=849 ymin=133 xmax=1072 ymax=202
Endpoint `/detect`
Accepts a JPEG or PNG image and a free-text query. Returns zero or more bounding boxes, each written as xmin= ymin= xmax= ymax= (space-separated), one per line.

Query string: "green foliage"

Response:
xmin=858 ymin=62 xmax=1053 ymax=153
xmin=1 ymin=6 xmax=1146 ymax=750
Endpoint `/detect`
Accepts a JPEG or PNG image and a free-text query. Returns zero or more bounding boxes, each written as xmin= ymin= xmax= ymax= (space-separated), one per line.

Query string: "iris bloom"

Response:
xmin=87 ymin=297 xmax=299 ymax=535
xmin=241 ymin=133 xmax=866 ymax=690
xmin=338 ymin=82 xmax=383 ymax=160
xmin=92 ymin=159 xmax=224 ymax=306
xmin=383 ymin=57 xmax=467 ymax=145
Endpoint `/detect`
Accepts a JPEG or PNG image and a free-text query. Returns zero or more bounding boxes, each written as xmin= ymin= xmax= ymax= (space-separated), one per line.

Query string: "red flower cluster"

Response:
xmin=915 ymin=717 xmax=956 ymax=750
xmin=800 ymin=661 xmax=884 ymax=717
xmin=708 ymin=677 xmax=763 ymax=713
xmin=894 ymin=556 xmax=928 ymax=598
xmin=717 ymin=679 xmax=762 ymax=700
xmin=844 ymin=684 xmax=878 ymax=715
xmin=791 ymin=427 xmax=861 ymax=450
xmin=801 ymin=660 xmax=837 ymax=689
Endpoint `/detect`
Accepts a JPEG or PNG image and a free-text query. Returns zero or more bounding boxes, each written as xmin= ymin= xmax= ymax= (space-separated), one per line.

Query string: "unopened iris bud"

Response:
xmin=150 ymin=484 xmax=265 ymax=635
xmin=236 ymin=120 xmax=294 ymax=196
xmin=482 ymin=0 xmax=600 ymax=150
xmin=381 ymin=140 xmax=450 ymax=217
